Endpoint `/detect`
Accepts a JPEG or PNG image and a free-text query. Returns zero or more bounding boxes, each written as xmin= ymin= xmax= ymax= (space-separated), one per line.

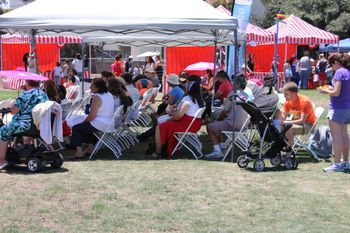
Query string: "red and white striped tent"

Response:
xmin=266 ymin=14 xmax=339 ymax=45
xmin=246 ymin=23 xmax=274 ymax=43
xmin=1 ymin=33 xmax=82 ymax=45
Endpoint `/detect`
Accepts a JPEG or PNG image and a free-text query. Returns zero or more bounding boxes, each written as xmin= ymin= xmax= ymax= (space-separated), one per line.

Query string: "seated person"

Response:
xmin=0 ymin=80 xmax=48 ymax=169
xmin=205 ymin=74 xmax=249 ymax=159
xmin=214 ymin=71 xmax=232 ymax=102
xmin=66 ymin=78 xmax=114 ymax=159
xmin=139 ymin=79 xmax=151 ymax=97
xmin=101 ymin=71 xmax=115 ymax=84
xmin=201 ymin=69 xmax=214 ymax=93
xmin=64 ymin=76 xmax=76 ymax=89
xmin=145 ymin=68 xmax=159 ymax=87
xmin=280 ymin=81 xmax=316 ymax=148
xmin=123 ymin=73 xmax=141 ymax=104
xmin=153 ymin=81 xmax=204 ymax=159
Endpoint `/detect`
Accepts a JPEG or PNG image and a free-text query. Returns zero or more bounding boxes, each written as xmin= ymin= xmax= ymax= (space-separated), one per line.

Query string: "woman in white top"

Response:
xmin=67 ymin=78 xmax=114 ymax=159
xmin=144 ymin=56 xmax=156 ymax=74
xmin=153 ymin=81 xmax=204 ymax=159
xmin=27 ymin=53 xmax=37 ymax=73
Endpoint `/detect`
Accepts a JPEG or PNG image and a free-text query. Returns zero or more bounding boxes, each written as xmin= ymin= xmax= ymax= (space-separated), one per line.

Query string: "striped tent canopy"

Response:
xmin=1 ymin=33 xmax=82 ymax=44
xmin=266 ymin=14 xmax=338 ymax=44
xmin=246 ymin=23 xmax=274 ymax=43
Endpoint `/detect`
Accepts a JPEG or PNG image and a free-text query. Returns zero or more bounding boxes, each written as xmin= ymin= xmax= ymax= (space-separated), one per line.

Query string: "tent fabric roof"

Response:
xmin=1 ymin=33 xmax=82 ymax=44
xmin=267 ymin=14 xmax=338 ymax=44
xmin=246 ymin=24 xmax=274 ymax=43
xmin=0 ymin=0 xmax=238 ymax=46
xmin=320 ymin=38 xmax=350 ymax=52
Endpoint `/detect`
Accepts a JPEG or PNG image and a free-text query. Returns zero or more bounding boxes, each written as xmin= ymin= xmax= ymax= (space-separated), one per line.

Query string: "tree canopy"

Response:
xmin=252 ymin=0 xmax=350 ymax=39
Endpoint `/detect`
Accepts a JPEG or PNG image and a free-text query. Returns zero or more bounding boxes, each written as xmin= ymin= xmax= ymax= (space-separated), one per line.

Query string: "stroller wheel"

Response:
xmin=27 ymin=157 xmax=43 ymax=172
xmin=293 ymin=159 xmax=299 ymax=169
xmin=237 ymin=155 xmax=249 ymax=168
xmin=253 ymin=159 xmax=265 ymax=172
xmin=51 ymin=153 xmax=64 ymax=169
xmin=270 ymin=156 xmax=282 ymax=167
xmin=284 ymin=157 xmax=296 ymax=170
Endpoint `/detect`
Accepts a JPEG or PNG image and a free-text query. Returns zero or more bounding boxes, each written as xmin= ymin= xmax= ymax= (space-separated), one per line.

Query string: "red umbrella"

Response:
xmin=184 ymin=62 xmax=217 ymax=71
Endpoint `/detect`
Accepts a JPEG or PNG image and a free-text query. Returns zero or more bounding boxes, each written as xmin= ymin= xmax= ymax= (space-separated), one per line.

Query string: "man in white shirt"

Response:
xmin=72 ymin=53 xmax=83 ymax=79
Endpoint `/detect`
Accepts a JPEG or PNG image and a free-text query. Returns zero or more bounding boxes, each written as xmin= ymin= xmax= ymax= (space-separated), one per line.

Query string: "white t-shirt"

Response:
xmin=72 ymin=59 xmax=83 ymax=73
xmin=180 ymin=95 xmax=200 ymax=117
xmin=54 ymin=66 xmax=62 ymax=76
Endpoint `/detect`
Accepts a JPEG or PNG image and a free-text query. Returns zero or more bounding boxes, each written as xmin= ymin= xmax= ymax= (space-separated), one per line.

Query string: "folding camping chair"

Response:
xmin=292 ymin=106 xmax=325 ymax=161
xmin=221 ymin=116 xmax=251 ymax=162
xmin=171 ymin=107 xmax=206 ymax=159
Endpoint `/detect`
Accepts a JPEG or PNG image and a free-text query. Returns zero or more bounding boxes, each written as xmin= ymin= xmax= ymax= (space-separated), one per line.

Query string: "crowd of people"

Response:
xmin=0 ymin=51 xmax=349 ymax=174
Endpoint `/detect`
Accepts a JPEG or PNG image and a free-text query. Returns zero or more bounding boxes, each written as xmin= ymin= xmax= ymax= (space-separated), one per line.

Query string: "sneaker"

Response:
xmin=323 ymin=163 xmax=344 ymax=173
xmin=204 ymin=150 xmax=223 ymax=159
xmin=341 ymin=161 xmax=349 ymax=170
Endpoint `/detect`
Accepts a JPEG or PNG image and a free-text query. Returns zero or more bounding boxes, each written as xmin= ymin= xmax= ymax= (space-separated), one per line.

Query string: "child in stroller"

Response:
xmin=235 ymin=98 xmax=298 ymax=172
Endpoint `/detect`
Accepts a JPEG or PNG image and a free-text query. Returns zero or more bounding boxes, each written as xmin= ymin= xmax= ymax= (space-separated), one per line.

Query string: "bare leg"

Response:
xmin=0 ymin=140 xmax=8 ymax=164
xmin=329 ymin=119 xmax=342 ymax=163
xmin=341 ymin=125 xmax=349 ymax=162
xmin=155 ymin=125 xmax=162 ymax=154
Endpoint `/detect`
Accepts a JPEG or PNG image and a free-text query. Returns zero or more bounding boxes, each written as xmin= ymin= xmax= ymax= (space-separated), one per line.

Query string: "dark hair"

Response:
xmin=92 ymin=78 xmax=108 ymax=94
xmin=69 ymin=68 xmax=78 ymax=76
xmin=101 ymin=71 xmax=114 ymax=80
xmin=115 ymin=54 xmax=122 ymax=61
xmin=26 ymin=80 xmax=40 ymax=87
xmin=122 ymin=73 xmax=133 ymax=84
xmin=233 ymin=73 xmax=247 ymax=90
xmin=147 ymin=56 xmax=155 ymax=64
xmin=216 ymin=70 xmax=229 ymax=80
xmin=187 ymin=81 xmax=204 ymax=108
xmin=133 ymin=74 xmax=145 ymax=84
xmin=303 ymin=50 xmax=310 ymax=56
xmin=204 ymin=69 xmax=213 ymax=78
xmin=328 ymin=52 xmax=350 ymax=69
xmin=188 ymin=75 xmax=201 ymax=83
xmin=283 ymin=81 xmax=298 ymax=93
xmin=56 ymin=62 xmax=61 ymax=66
xmin=76 ymin=53 xmax=82 ymax=60
xmin=69 ymin=76 xmax=76 ymax=83
xmin=179 ymin=71 xmax=189 ymax=80
xmin=108 ymin=78 xmax=133 ymax=112
xmin=57 ymin=85 xmax=67 ymax=100
xmin=44 ymin=80 xmax=59 ymax=102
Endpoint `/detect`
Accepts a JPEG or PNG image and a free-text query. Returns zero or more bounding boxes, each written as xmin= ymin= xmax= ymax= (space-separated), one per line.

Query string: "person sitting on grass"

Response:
xmin=204 ymin=74 xmax=249 ymax=159
xmin=280 ymin=82 xmax=316 ymax=151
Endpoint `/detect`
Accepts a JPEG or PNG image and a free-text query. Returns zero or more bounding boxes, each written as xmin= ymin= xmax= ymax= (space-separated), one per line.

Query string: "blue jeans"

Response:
xmin=299 ymin=70 xmax=310 ymax=89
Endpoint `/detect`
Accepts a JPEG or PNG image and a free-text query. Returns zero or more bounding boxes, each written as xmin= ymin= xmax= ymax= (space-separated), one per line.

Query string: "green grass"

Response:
xmin=0 ymin=89 xmax=19 ymax=100
xmin=0 ymin=89 xmax=349 ymax=233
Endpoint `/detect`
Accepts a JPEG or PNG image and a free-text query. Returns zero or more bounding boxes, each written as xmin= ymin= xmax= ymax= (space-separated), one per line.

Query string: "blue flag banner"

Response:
xmin=227 ymin=0 xmax=253 ymax=77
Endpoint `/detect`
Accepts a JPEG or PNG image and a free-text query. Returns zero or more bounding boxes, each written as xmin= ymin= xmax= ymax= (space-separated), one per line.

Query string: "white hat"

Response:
xmin=128 ymin=55 xmax=133 ymax=59
xmin=166 ymin=73 xmax=179 ymax=85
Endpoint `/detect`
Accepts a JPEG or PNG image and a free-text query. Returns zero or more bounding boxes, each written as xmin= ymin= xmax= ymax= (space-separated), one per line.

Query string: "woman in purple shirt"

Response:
xmin=318 ymin=53 xmax=350 ymax=172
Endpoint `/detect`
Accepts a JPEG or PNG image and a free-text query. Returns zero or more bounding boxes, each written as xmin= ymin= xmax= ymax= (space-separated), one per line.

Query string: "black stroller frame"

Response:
xmin=236 ymin=100 xmax=298 ymax=172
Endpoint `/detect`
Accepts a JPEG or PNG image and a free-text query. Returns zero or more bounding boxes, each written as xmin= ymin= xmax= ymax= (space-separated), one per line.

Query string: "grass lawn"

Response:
xmin=0 ymin=89 xmax=349 ymax=233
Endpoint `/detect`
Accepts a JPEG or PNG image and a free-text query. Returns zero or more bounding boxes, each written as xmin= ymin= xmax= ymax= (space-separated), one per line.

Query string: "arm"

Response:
xmin=167 ymin=95 xmax=176 ymax=105
xmin=317 ymin=80 xmax=341 ymax=97
xmin=170 ymin=102 xmax=190 ymax=121
xmin=203 ymin=77 xmax=213 ymax=91
xmin=214 ymin=90 xmax=223 ymax=99
xmin=284 ymin=113 xmax=307 ymax=125
xmin=83 ymin=95 xmax=101 ymax=122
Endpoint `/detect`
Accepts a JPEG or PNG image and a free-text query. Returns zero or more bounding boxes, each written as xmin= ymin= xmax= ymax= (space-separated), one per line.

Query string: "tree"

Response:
xmin=252 ymin=0 xmax=350 ymax=39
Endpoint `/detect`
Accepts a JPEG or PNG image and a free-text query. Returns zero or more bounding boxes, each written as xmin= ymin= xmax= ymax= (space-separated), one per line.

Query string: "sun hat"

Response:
xmin=166 ymin=73 xmax=179 ymax=85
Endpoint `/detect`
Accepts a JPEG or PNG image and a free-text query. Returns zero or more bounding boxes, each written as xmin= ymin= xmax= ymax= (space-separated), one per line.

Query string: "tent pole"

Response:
xmin=211 ymin=31 xmax=218 ymax=121
xmin=89 ymin=44 xmax=92 ymax=77
xmin=0 ymin=34 xmax=2 ymax=71
xmin=162 ymin=47 xmax=167 ymax=93
xmin=231 ymin=28 xmax=239 ymax=163
xmin=81 ymin=42 xmax=85 ymax=97
xmin=30 ymin=29 xmax=39 ymax=74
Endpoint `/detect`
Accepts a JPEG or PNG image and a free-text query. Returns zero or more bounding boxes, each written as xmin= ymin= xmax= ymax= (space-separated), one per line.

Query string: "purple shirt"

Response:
xmin=330 ymin=67 xmax=350 ymax=110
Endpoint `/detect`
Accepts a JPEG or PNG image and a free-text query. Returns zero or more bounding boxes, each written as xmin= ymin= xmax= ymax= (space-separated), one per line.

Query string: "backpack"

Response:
xmin=308 ymin=126 xmax=332 ymax=158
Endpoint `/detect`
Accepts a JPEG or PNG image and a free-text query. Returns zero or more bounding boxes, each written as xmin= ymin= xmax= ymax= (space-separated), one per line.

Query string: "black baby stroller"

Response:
xmin=235 ymin=100 xmax=298 ymax=172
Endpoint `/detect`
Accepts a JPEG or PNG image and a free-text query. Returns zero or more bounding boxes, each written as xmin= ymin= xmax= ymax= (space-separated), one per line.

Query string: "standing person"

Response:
xmin=22 ymin=53 xmax=29 ymax=71
xmin=27 ymin=52 xmax=37 ymax=74
xmin=113 ymin=54 xmax=124 ymax=77
xmin=132 ymin=63 xmax=143 ymax=78
xmin=247 ymin=54 xmax=254 ymax=73
xmin=144 ymin=56 xmax=156 ymax=74
xmin=318 ymin=53 xmax=350 ymax=172
xmin=72 ymin=53 xmax=83 ymax=79
xmin=124 ymin=56 xmax=133 ymax=74
xmin=53 ymin=62 xmax=62 ymax=86
xmin=288 ymin=55 xmax=299 ymax=85
xmin=299 ymin=51 xmax=311 ymax=89
xmin=155 ymin=55 xmax=164 ymax=80
xmin=284 ymin=61 xmax=293 ymax=84
xmin=316 ymin=53 xmax=328 ymax=86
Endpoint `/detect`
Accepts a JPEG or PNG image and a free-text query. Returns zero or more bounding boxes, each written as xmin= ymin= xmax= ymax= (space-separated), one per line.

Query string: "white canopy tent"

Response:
xmin=0 ymin=0 xmax=238 ymax=46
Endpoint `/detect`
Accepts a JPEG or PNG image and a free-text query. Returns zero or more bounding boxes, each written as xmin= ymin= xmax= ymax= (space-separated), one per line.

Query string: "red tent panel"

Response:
xmin=247 ymin=44 xmax=296 ymax=72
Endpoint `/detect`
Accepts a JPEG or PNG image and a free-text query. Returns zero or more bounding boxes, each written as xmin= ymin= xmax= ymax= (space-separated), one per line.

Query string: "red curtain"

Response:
xmin=1 ymin=44 xmax=59 ymax=72
xmin=247 ymin=44 xmax=296 ymax=72
xmin=165 ymin=46 xmax=215 ymax=76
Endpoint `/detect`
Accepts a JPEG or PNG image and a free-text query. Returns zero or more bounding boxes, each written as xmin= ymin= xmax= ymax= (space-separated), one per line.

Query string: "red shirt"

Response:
xmin=113 ymin=60 xmax=123 ymax=77
xmin=217 ymin=79 xmax=232 ymax=100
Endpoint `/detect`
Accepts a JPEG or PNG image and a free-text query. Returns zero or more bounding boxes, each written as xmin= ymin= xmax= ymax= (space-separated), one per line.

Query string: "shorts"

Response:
xmin=207 ymin=120 xmax=233 ymax=137
xmin=291 ymin=122 xmax=312 ymax=135
xmin=327 ymin=109 xmax=350 ymax=124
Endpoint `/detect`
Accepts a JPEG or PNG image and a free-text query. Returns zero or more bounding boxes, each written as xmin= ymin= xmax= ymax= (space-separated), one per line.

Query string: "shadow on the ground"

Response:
xmin=3 ymin=165 xmax=69 ymax=175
